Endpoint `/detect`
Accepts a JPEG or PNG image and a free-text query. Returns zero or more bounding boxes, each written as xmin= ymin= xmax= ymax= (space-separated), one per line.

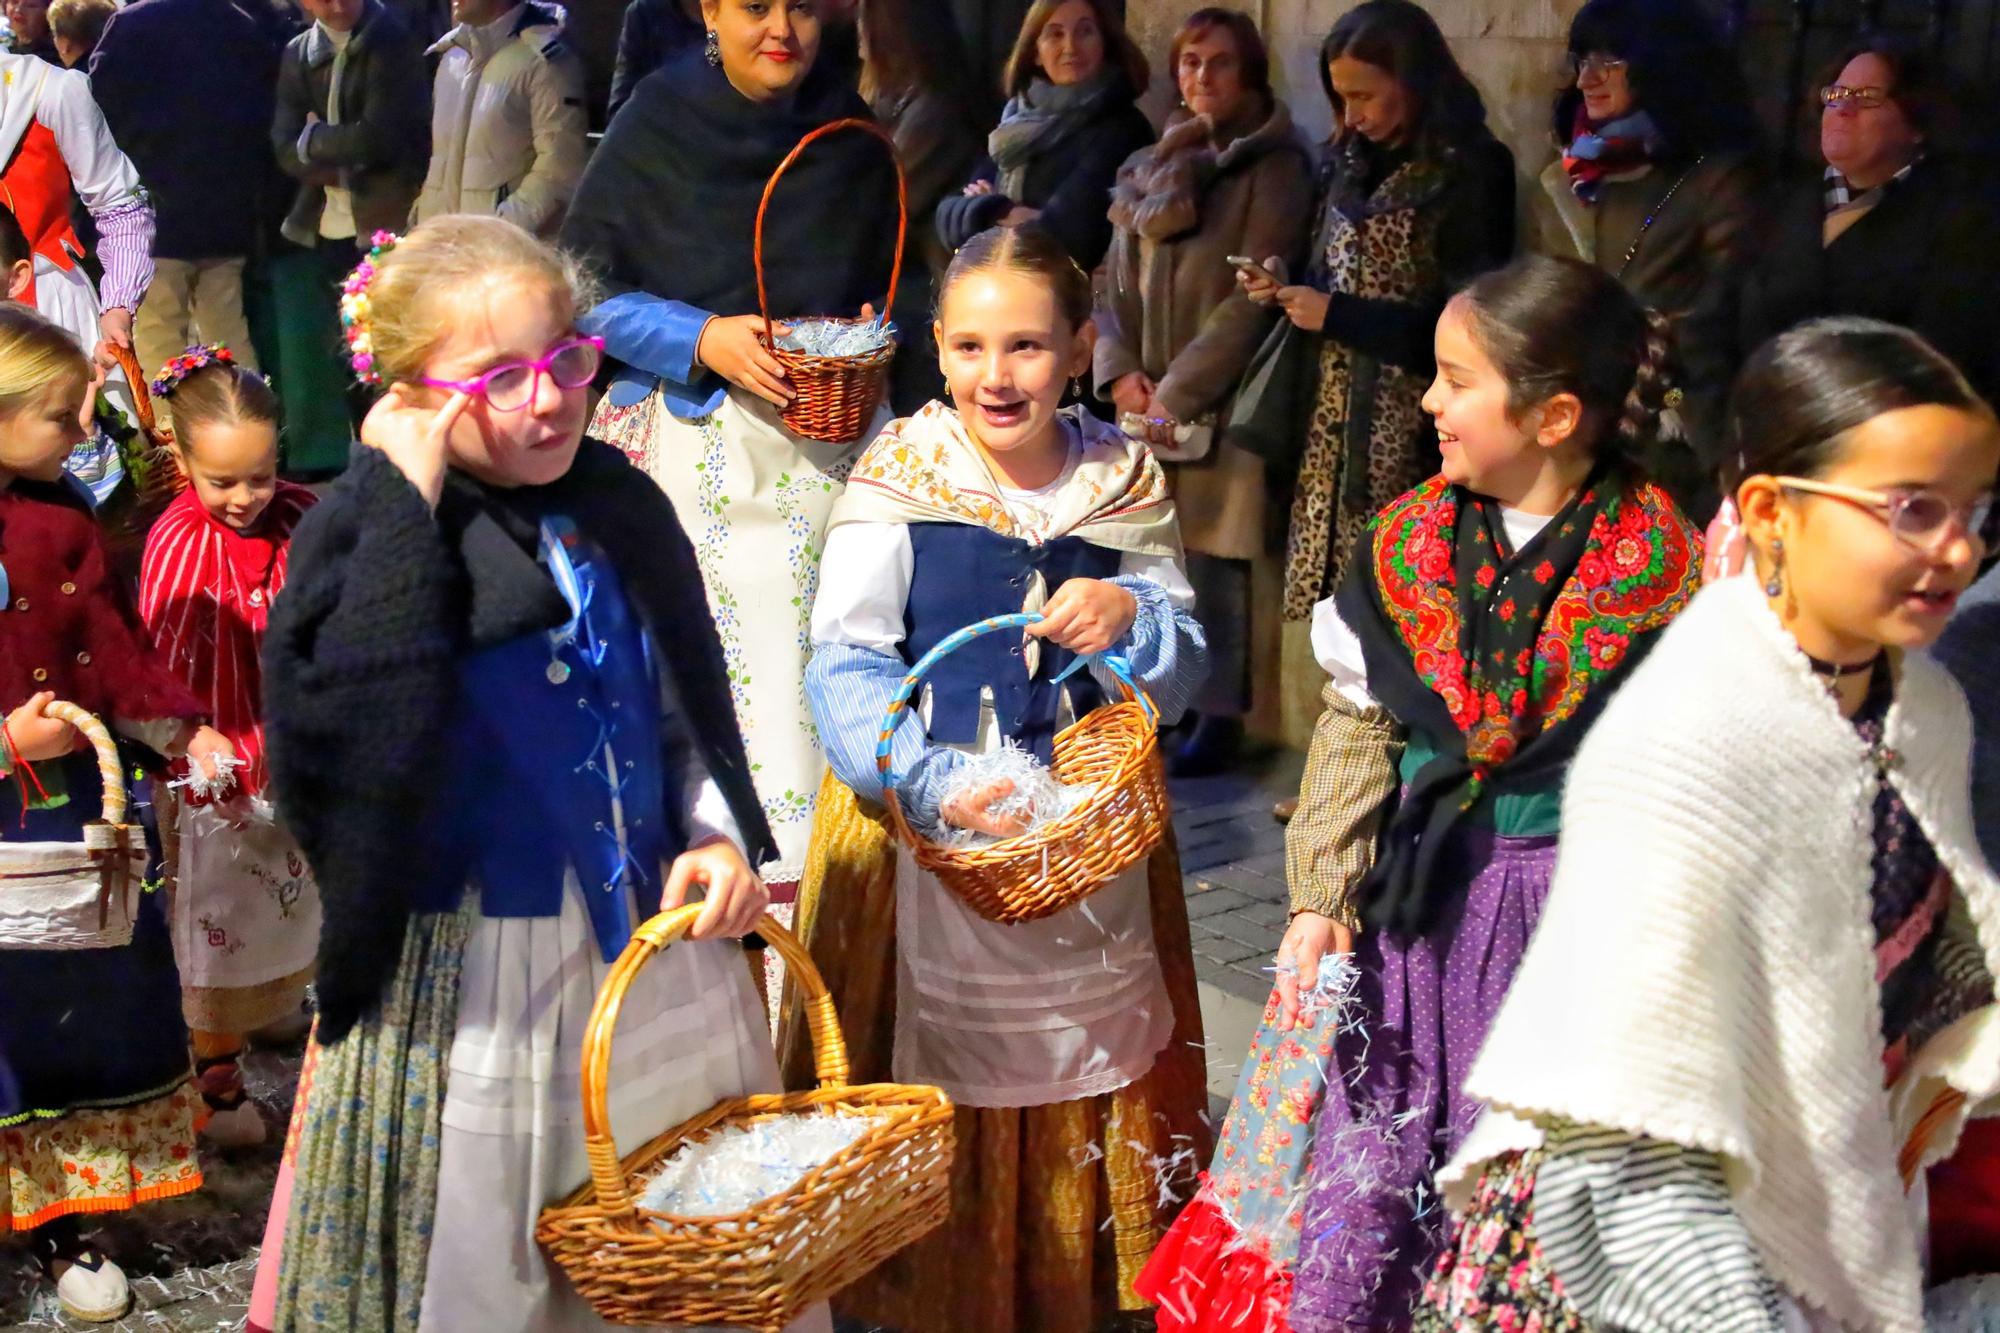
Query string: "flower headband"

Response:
xmin=340 ymin=229 xmax=401 ymax=386
xmin=150 ymin=343 xmax=241 ymax=399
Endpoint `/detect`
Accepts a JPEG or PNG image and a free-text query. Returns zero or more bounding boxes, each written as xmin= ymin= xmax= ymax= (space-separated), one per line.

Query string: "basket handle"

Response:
xmin=36 ymin=701 xmax=126 ymax=825
xmin=108 ymin=342 xmax=158 ymax=439
xmin=580 ymin=906 xmax=846 ymax=1217
xmin=872 ymin=612 xmax=1150 ymax=784
xmin=753 ymin=117 xmax=908 ymax=351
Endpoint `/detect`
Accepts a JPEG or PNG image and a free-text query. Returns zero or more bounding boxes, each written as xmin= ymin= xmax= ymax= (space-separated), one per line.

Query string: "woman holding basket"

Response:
xmin=560 ymin=0 xmax=902 ymax=922
xmin=796 ymin=225 xmax=1213 ymax=1333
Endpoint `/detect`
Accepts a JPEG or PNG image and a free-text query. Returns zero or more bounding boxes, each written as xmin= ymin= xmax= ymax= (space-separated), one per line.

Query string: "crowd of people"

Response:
xmin=0 ymin=0 xmax=1996 ymax=1330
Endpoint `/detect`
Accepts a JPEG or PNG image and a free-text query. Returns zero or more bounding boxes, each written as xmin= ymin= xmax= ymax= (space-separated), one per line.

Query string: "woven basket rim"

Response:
xmin=903 ymin=699 xmax=1158 ymax=860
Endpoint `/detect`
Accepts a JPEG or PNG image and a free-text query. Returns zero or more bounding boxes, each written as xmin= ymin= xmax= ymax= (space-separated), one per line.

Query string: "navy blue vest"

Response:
xmin=902 ymin=523 xmax=1121 ymax=761
xmin=428 ymin=537 xmax=681 ymax=961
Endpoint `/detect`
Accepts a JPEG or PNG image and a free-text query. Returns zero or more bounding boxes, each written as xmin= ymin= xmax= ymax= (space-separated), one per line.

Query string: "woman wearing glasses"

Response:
xmin=1735 ymin=39 xmax=2000 ymax=412
xmin=1532 ymin=0 xmax=1759 ymax=518
xmin=1415 ymin=317 xmax=2000 ymax=1332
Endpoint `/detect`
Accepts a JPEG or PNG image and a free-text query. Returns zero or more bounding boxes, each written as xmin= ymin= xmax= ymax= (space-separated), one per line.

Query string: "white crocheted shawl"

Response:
xmin=1444 ymin=573 xmax=2000 ymax=1333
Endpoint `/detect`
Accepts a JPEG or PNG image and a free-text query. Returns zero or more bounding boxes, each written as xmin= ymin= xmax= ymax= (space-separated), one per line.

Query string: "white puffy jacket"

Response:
xmin=414 ymin=1 xmax=585 ymax=236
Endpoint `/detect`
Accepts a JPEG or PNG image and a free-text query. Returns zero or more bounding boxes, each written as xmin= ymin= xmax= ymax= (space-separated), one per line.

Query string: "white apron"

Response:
xmin=417 ymin=877 xmax=830 ymax=1333
xmin=638 ymin=389 xmax=886 ymax=888
xmin=170 ymin=798 xmax=321 ymax=993
xmin=890 ymin=694 xmax=1173 ymax=1109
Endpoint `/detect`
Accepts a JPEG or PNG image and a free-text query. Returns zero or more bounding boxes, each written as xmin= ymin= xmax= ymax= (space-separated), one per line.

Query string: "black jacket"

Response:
xmin=89 ymin=0 xmax=284 ymax=261
xmin=934 ymin=92 xmax=1154 ymax=270
xmin=265 ymin=441 xmax=775 ymax=1043
xmin=271 ymin=0 xmax=430 ymax=247
xmin=1733 ymin=156 xmax=2000 ymax=408
xmin=607 ymin=0 xmax=702 ymax=123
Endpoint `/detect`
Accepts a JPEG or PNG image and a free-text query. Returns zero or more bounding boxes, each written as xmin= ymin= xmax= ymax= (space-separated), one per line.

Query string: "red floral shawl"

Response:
xmin=1337 ymin=468 xmax=1701 ymax=936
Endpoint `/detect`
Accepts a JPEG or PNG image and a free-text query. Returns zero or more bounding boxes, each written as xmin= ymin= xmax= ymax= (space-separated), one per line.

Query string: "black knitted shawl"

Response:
xmin=263 ymin=439 xmax=775 ymax=1043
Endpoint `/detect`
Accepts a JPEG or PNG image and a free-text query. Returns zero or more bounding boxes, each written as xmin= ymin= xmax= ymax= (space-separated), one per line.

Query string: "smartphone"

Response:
xmin=1227 ymin=254 xmax=1277 ymax=283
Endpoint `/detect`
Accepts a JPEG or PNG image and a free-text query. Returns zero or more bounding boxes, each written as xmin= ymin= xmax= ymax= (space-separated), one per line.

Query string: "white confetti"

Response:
xmin=637 ymin=1113 xmax=872 ymax=1217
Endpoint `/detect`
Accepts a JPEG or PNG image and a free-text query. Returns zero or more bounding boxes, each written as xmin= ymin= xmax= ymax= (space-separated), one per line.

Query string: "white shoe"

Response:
xmin=201 ymin=1099 xmax=267 ymax=1148
xmin=53 ymin=1248 xmax=130 ymax=1323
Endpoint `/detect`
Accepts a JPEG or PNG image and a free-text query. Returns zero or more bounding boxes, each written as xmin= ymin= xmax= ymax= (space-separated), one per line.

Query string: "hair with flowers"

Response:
xmin=340 ymin=229 xmax=401 ymax=386
xmin=151 ymin=343 xmax=243 ymax=400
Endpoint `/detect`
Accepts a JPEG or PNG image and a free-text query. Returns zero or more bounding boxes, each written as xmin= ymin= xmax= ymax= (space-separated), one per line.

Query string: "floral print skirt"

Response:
xmin=0 ymin=1082 xmax=203 ymax=1232
xmin=1411 ymin=1148 xmax=1583 ymax=1332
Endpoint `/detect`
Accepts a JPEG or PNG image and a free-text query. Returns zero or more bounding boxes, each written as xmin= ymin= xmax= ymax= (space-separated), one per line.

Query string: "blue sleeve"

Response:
xmin=581 ymin=292 xmax=716 ymax=390
xmin=805 ymin=640 xmax=968 ymax=836
xmin=1093 ymin=575 xmax=1208 ymax=729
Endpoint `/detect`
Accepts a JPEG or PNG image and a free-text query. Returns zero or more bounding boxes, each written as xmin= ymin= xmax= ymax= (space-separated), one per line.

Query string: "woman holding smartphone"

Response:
xmin=1094 ymin=7 xmax=1312 ymax=774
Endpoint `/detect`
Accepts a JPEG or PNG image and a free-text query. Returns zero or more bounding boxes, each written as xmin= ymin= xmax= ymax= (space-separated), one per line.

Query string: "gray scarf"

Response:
xmin=988 ymin=69 xmax=1123 ymax=199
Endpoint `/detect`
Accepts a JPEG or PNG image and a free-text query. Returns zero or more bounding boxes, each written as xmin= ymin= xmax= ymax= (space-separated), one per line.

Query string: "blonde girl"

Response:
xmin=0 ymin=304 xmax=234 ymax=1324
xmin=256 ymin=215 xmax=795 ymax=1332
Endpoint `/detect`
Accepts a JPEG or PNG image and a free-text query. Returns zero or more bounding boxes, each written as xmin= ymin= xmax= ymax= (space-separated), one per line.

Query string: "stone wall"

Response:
xmin=1125 ymin=0 xmax=1584 ymax=193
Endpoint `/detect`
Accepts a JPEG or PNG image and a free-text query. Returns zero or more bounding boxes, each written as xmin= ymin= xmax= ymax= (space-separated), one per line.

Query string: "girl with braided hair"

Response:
xmin=1251 ymin=254 xmax=1703 ymax=1331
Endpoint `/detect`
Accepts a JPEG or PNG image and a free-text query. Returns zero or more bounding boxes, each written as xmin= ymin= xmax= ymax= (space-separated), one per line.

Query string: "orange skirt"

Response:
xmin=780 ymin=774 xmax=1212 ymax=1333
xmin=0 ymin=1081 xmax=203 ymax=1233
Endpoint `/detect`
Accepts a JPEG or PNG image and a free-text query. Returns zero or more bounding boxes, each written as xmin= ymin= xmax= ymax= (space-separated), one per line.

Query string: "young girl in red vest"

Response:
xmin=138 ymin=346 xmax=319 ymax=1150
xmin=0 ymin=304 xmax=233 ymax=1323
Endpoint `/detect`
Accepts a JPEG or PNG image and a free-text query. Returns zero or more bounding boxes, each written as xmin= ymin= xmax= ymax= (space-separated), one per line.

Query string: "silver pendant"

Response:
xmin=546 ymin=659 xmax=572 ymax=685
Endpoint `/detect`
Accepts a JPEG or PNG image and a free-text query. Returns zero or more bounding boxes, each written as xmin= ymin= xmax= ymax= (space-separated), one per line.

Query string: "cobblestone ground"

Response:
xmin=0 ymin=754 xmax=1304 ymax=1331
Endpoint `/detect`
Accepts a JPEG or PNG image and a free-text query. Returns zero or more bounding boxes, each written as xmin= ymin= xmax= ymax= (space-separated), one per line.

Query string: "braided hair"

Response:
xmin=1453 ymin=254 xmax=1680 ymax=472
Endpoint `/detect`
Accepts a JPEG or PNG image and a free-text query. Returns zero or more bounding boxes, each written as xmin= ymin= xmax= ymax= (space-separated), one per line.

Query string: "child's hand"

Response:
xmin=77 ymin=359 xmax=107 ymax=435
xmin=182 ymin=725 xmax=237 ymax=785
xmin=1274 ymin=910 xmax=1353 ymax=1031
xmin=362 ymin=386 xmax=469 ymax=509
xmin=941 ymin=778 xmax=1030 ymax=838
xmin=3 ymin=692 xmax=77 ymax=765
xmin=1026 ymin=579 xmax=1137 ymax=658
xmin=664 ymin=836 xmax=769 ymax=940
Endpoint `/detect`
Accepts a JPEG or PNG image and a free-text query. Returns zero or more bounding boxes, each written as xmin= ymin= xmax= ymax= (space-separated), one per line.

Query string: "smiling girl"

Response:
xmin=138 ymin=347 xmax=319 ymax=1151
xmin=1417 ymin=320 xmax=2000 ymax=1333
xmin=257 ymin=216 xmax=794 ymax=1332
xmin=1270 ymin=255 xmax=1701 ymax=1331
xmin=796 ymin=224 xmax=1212 ymax=1332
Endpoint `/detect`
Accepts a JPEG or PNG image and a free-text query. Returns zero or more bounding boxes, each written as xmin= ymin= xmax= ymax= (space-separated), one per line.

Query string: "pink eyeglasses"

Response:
xmin=420 ymin=335 xmax=604 ymax=411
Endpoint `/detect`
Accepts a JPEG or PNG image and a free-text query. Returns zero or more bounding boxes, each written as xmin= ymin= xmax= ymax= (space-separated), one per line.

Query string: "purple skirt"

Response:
xmin=1287 ymin=828 xmax=1557 ymax=1333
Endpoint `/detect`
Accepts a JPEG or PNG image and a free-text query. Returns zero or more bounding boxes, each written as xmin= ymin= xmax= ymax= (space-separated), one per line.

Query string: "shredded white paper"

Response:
xmin=169 ymin=752 xmax=246 ymax=803
xmin=1927 ymin=1275 xmax=2000 ymax=1331
xmin=935 ymin=741 xmax=1098 ymax=849
xmin=774 ymin=317 xmax=895 ymax=358
xmin=637 ymin=1113 xmax=872 ymax=1217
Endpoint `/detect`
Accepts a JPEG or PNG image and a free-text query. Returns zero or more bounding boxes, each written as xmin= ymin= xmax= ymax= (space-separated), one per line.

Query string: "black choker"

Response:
xmin=1804 ymin=650 xmax=1882 ymax=679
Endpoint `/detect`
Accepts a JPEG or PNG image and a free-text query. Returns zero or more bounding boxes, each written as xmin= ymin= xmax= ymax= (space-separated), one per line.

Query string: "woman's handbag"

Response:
xmin=1224 ymin=316 xmax=1317 ymax=475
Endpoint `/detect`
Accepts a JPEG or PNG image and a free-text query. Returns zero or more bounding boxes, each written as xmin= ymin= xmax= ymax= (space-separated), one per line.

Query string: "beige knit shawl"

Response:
xmin=1443 ymin=572 xmax=2000 ymax=1333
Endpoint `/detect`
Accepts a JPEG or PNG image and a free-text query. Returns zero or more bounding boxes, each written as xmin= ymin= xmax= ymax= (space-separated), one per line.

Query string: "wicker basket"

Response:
xmin=536 ymin=906 xmax=954 ymax=1330
xmin=0 ymin=701 xmax=148 ymax=951
xmin=755 ymin=117 xmax=907 ymax=446
xmin=876 ymin=612 xmax=1169 ymax=924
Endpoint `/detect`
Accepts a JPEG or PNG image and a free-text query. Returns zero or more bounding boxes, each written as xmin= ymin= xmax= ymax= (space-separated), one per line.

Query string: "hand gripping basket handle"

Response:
xmin=754 ymin=117 xmax=909 ymax=351
xmin=873 ymin=612 xmax=1152 ymax=784
xmin=580 ymin=906 xmax=846 ymax=1217
xmin=35 ymin=701 xmax=127 ymax=825
xmin=108 ymin=342 xmax=158 ymax=440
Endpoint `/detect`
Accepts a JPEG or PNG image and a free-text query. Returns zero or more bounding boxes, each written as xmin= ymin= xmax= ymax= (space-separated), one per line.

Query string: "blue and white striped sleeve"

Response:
xmin=1101 ymin=550 xmax=1208 ymax=728
xmin=1535 ymin=1123 xmax=1784 ymax=1333
xmin=805 ymin=521 xmax=967 ymax=834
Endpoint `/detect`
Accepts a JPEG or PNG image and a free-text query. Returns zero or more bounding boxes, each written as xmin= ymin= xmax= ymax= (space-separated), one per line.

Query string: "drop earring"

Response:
xmin=1764 ymin=538 xmax=1784 ymax=598
xmin=1068 ymin=374 xmax=1082 ymax=400
xmin=704 ymin=28 xmax=721 ymax=66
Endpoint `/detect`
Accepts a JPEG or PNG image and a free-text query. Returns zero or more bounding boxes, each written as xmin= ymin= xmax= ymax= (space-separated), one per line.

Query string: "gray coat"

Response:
xmin=1932 ymin=565 xmax=2000 ymax=870
xmin=272 ymin=0 xmax=430 ymax=247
